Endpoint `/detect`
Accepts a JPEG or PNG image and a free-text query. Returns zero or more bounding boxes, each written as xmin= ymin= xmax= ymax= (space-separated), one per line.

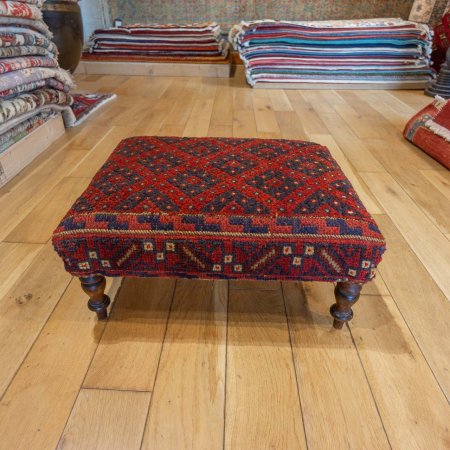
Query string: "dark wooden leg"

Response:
xmin=330 ymin=282 xmax=363 ymax=330
xmin=80 ymin=275 xmax=110 ymax=320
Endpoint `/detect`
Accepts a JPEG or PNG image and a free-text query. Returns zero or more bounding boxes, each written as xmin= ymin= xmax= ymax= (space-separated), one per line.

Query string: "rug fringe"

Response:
xmin=425 ymin=118 xmax=450 ymax=141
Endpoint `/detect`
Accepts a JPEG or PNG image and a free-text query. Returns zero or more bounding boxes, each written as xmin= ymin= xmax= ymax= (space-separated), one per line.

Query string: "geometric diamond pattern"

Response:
xmin=169 ymin=168 xmax=219 ymax=197
xmin=246 ymin=169 xmax=302 ymax=200
xmin=53 ymin=137 xmax=386 ymax=283
xmin=211 ymin=152 xmax=257 ymax=175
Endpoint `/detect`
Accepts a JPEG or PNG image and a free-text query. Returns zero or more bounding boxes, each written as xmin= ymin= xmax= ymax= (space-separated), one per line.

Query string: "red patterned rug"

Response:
xmin=404 ymin=97 xmax=450 ymax=169
xmin=70 ymin=93 xmax=117 ymax=127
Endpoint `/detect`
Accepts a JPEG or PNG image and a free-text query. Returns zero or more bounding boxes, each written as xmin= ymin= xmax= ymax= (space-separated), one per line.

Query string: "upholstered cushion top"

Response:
xmin=52 ymin=136 xmax=385 ymax=282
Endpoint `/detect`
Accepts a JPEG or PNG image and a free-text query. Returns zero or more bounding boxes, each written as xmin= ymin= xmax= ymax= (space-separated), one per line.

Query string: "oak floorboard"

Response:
xmin=366 ymin=136 xmax=445 ymax=172
xmin=0 ymin=243 xmax=72 ymax=398
xmin=141 ymin=280 xmax=227 ymax=450
xmin=0 ymin=76 xmax=449 ymax=450
xmin=384 ymin=90 xmax=430 ymax=111
xmin=157 ymin=124 xmax=185 ymax=136
xmin=289 ymin=100 xmax=330 ymax=136
xmin=211 ymin=86 xmax=233 ymax=126
xmin=276 ymin=111 xmax=309 ymax=140
xmin=0 ymin=242 xmax=42 ymax=299
xmin=162 ymin=79 xmax=201 ymax=128
xmin=252 ymin=88 xmax=273 ymax=111
xmin=183 ymin=97 xmax=216 ymax=137
xmin=225 ymin=288 xmax=307 ymax=450
xmin=0 ymin=277 xmax=121 ymax=450
xmin=391 ymin=168 xmax=450 ymax=235
xmin=254 ymin=110 xmax=281 ymax=134
xmin=57 ymin=389 xmax=151 ymax=450
xmin=257 ymin=131 xmax=282 ymax=139
xmin=350 ymin=294 xmax=450 ymax=449
xmin=299 ymin=90 xmax=336 ymax=114
xmin=363 ymin=171 xmax=450 ymax=301
xmin=208 ymin=124 xmax=233 ymax=137
xmin=332 ymin=101 xmax=393 ymax=139
xmin=84 ymin=278 xmax=175 ymax=391
xmin=283 ymin=282 xmax=389 ymax=449
xmin=364 ymin=140 xmax=450 ymax=233
xmin=420 ymin=169 xmax=450 ymax=200
xmin=268 ymin=89 xmax=293 ymax=111
xmin=69 ymin=126 xmax=137 ymax=178
xmin=229 ymin=280 xmax=280 ymax=291
xmin=233 ymin=109 xmax=257 ymax=137
xmin=233 ymin=86 xmax=253 ymax=110
xmin=62 ymin=122 xmax=113 ymax=152
xmin=375 ymin=214 xmax=450 ymax=400
xmin=5 ymin=177 xmax=90 ymax=244
xmin=0 ymin=148 xmax=87 ymax=241
xmin=319 ymin=112 xmax=385 ymax=172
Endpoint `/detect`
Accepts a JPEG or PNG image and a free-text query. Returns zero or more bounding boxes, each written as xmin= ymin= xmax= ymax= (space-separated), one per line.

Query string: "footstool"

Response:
xmin=52 ymin=137 xmax=386 ymax=329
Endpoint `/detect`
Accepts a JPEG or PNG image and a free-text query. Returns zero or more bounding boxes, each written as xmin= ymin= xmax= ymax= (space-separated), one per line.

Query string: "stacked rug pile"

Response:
xmin=83 ymin=22 xmax=230 ymax=64
xmin=404 ymin=96 xmax=450 ymax=169
xmin=431 ymin=13 xmax=450 ymax=72
xmin=230 ymin=19 xmax=434 ymax=88
xmin=0 ymin=0 xmax=75 ymax=154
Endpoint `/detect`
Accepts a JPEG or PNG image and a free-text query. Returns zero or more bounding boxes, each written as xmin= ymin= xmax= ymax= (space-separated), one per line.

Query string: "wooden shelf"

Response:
xmin=253 ymin=81 xmax=428 ymax=90
xmin=0 ymin=114 xmax=65 ymax=188
xmin=76 ymin=60 xmax=231 ymax=78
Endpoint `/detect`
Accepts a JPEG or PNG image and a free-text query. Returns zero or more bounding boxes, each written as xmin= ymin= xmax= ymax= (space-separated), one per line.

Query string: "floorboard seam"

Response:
xmin=281 ymin=281 xmax=310 ymax=450
xmin=377 ymin=276 xmax=450 ymax=404
xmin=138 ymin=279 xmax=177 ymax=450
xmin=222 ymin=280 xmax=229 ymax=450
xmin=54 ymin=279 xmax=124 ymax=446
xmin=347 ymin=323 xmax=393 ymax=449
xmin=0 ymin=275 xmax=73 ymax=403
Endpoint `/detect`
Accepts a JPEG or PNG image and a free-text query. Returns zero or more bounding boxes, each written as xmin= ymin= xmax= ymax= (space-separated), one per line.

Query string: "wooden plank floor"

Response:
xmin=0 ymin=70 xmax=449 ymax=450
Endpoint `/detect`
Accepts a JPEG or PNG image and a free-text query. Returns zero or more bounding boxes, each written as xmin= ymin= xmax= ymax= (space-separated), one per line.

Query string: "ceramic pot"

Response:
xmin=42 ymin=0 xmax=83 ymax=73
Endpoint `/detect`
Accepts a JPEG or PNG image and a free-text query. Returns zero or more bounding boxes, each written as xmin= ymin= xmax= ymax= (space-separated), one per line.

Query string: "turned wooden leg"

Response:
xmin=80 ymin=275 xmax=110 ymax=320
xmin=330 ymin=282 xmax=363 ymax=330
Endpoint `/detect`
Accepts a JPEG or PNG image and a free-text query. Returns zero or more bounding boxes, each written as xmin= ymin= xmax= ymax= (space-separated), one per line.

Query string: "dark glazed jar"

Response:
xmin=42 ymin=0 xmax=84 ymax=73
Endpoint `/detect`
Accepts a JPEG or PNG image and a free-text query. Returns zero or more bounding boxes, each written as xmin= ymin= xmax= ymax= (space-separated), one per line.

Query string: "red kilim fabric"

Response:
xmin=404 ymin=99 xmax=450 ymax=170
xmin=52 ymin=137 xmax=386 ymax=283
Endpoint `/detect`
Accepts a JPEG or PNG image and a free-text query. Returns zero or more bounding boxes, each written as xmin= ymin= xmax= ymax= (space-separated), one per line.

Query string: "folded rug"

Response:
xmin=0 ymin=87 xmax=72 ymax=125
xmin=0 ymin=44 xmax=54 ymax=57
xmin=0 ymin=109 xmax=53 ymax=153
xmin=404 ymin=96 xmax=450 ymax=169
xmin=0 ymin=26 xmax=56 ymax=49
xmin=0 ymin=55 xmax=57 ymax=73
xmin=69 ymin=92 xmax=116 ymax=127
xmin=0 ymin=16 xmax=52 ymax=37
xmin=86 ymin=22 xmax=230 ymax=62
xmin=0 ymin=1 xmax=42 ymax=20
xmin=0 ymin=77 xmax=68 ymax=98
xmin=231 ymin=18 xmax=434 ymax=87
xmin=0 ymin=66 xmax=73 ymax=93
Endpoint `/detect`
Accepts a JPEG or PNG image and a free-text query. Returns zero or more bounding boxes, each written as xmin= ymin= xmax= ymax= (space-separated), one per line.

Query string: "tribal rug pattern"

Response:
xmin=106 ymin=0 xmax=448 ymax=29
xmin=52 ymin=137 xmax=386 ymax=283
xmin=404 ymin=97 xmax=450 ymax=168
xmin=70 ymin=93 xmax=116 ymax=127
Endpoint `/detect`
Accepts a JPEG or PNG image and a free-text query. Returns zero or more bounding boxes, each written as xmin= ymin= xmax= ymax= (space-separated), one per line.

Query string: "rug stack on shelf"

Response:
xmin=83 ymin=22 xmax=230 ymax=64
xmin=0 ymin=0 xmax=75 ymax=155
xmin=230 ymin=19 xmax=435 ymax=89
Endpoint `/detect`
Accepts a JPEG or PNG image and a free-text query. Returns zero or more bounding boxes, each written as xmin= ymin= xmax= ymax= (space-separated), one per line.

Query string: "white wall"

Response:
xmin=79 ymin=0 xmax=110 ymax=43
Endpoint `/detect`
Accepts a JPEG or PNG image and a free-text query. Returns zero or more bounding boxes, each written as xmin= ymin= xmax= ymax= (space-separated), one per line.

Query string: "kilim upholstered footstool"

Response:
xmin=52 ymin=137 xmax=386 ymax=329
